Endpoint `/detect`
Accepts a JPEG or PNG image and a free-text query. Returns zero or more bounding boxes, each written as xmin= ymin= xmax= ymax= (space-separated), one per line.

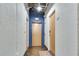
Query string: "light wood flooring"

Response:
xmin=24 ymin=46 xmax=52 ymax=56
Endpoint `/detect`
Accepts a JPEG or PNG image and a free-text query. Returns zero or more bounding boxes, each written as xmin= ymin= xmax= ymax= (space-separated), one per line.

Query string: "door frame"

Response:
xmin=29 ymin=18 xmax=45 ymax=48
xmin=49 ymin=10 xmax=55 ymax=56
xmin=32 ymin=22 xmax=42 ymax=46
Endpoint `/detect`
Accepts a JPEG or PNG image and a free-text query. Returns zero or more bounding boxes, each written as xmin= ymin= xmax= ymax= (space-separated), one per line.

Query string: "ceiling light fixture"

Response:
xmin=36 ymin=3 xmax=42 ymax=12
xmin=35 ymin=18 xmax=39 ymax=21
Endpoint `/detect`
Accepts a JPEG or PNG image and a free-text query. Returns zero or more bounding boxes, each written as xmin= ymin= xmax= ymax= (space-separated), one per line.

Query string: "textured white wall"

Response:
xmin=77 ymin=4 xmax=79 ymax=56
xmin=0 ymin=3 xmax=16 ymax=56
xmin=0 ymin=3 xmax=29 ymax=56
xmin=45 ymin=17 xmax=50 ymax=50
xmin=45 ymin=3 xmax=78 ymax=56
xmin=26 ymin=8 xmax=29 ymax=51
xmin=16 ymin=3 xmax=29 ymax=56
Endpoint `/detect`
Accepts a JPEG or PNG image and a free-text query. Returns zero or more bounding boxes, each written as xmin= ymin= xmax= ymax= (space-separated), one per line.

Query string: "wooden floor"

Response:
xmin=24 ymin=46 xmax=52 ymax=56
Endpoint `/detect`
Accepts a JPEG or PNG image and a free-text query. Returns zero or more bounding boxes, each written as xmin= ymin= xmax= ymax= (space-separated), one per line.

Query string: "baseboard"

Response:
xmin=24 ymin=47 xmax=29 ymax=56
xmin=49 ymin=51 xmax=55 ymax=56
xmin=44 ymin=45 xmax=48 ymax=50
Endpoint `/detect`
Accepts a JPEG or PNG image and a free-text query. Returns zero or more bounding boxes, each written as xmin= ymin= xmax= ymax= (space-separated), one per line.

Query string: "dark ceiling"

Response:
xmin=24 ymin=3 xmax=49 ymax=13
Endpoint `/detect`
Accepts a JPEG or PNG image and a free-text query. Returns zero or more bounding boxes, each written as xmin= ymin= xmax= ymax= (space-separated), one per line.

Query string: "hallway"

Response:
xmin=0 ymin=3 xmax=78 ymax=56
xmin=24 ymin=46 xmax=52 ymax=56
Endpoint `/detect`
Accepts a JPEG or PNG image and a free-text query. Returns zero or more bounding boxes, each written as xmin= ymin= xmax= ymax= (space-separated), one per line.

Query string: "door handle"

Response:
xmin=49 ymin=30 xmax=51 ymax=33
xmin=49 ymin=30 xmax=51 ymax=36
